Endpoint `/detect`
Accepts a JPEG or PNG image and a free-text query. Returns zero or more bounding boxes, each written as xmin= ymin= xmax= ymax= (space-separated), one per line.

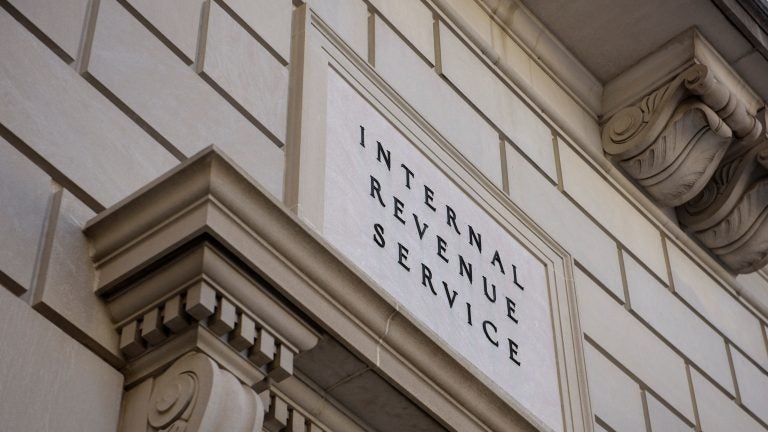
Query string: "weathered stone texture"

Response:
xmin=88 ymin=0 xmax=285 ymax=198
xmin=623 ymin=253 xmax=733 ymax=394
xmin=575 ymin=267 xmax=694 ymax=421
xmin=440 ymin=21 xmax=557 ymax=181
xmin=583 ymin=343 xmax=645 ymax=432
xmin=7 ymin=0 xmax=89 ymax=60
xmin=204 ymin=1 xmax=289 ymax=144
xmin=506 ymin=144 xmax=624 ymax=296
xmin=0 ymin=137 xmax=52 ymax=295
xmin=0 ymin=7 xmax=178 ymax=208
xmin=0 ymin=286 xmax=123 ymax=432
xmin=32 ymin=191 xmax=120 ymax=359
xmin=375 ymin=17 xmax=502 ymax=185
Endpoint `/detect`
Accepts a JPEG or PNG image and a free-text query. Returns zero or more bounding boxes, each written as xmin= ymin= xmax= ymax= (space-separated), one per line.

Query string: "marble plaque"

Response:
xmin=323 ymin=70 xmax=562 ymax=431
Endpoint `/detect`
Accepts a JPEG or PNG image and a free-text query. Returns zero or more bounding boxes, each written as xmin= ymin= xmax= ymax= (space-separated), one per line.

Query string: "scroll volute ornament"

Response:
xmin=145 ymin=352 xmax=264 ymax=432
xmin=602 ymin=64 xmax=734 ymax=207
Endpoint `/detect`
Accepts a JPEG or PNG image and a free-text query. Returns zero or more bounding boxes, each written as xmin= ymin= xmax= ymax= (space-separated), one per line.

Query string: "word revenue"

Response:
xmin=359 ymin=125 xmax=524 ymax=366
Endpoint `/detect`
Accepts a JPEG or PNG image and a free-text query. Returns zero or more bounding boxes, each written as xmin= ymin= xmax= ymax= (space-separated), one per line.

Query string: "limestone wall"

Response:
xmin=0 ymin=0 xmax=766 ymax=431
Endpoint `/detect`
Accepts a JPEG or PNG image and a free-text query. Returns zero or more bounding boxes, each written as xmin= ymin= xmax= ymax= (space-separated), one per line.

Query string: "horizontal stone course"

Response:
xmin=0 ymin=286 xmax=123 ymax=432
xmin=8 ymin=0 xmax=89 ymax=60
xmin=583 ymin=342 xmax=645 ymax=432
xmin=575 ymin=267 xmax=694 ymax=421
xmin=559 ymin=144 xmax=666 ymax=280
xmin=666 ymin=241 xmax=768 ymax=369
xmin=506 ymin=143 xmax=624 ymax=297
xmin=203 ymin=1 xmax=290 ymax=144
xmin=0 ymin=7 xmax=178 ymax=208
xmin=624 ymin=252 xmax=734 ymax=395
xmin=439 ymin=21 xmax=557 ymax=181
xmin=692 ymin=369 xmax=765 ymax=432
xmin=32 ymin=191 xmax=120 ymax=361
xmin=375 ymin=17 xmax=502 ymax=186
xmin=88 ymin=0 xmax=285 ymax=198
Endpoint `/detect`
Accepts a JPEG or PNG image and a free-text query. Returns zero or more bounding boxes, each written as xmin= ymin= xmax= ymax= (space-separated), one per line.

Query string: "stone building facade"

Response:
xmin=1 ymin=0 xmax=767 ymax=431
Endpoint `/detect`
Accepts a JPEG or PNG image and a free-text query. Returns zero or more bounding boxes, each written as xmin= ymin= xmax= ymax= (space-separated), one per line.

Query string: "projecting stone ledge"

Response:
xmin=601 ymin=30 xmax=768 ymax=274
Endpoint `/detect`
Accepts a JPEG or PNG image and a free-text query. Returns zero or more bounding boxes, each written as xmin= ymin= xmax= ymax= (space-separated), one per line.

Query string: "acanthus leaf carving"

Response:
xmin=602 ymin=63 xmax=768 ymax=274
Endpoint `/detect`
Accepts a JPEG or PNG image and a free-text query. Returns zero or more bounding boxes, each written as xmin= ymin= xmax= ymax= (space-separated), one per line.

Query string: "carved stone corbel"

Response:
xmin=122 ymin=352 xmax=264 ymax=432
xmin=601 ymin=64 xmax=760 ymax=207
xmin=83 ymin=147 xmax=321 ymax=431
xmin=602 ymin=61 xmax=768 ymax=274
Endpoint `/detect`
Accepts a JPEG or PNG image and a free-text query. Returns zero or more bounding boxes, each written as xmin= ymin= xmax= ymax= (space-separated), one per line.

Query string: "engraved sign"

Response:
xmin=323 ymin=70 xmax=562 ymax=431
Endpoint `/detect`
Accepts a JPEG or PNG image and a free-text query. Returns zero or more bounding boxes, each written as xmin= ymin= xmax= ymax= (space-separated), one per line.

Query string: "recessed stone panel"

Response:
xmin=322 ymin=68 xmax=563 ymax=431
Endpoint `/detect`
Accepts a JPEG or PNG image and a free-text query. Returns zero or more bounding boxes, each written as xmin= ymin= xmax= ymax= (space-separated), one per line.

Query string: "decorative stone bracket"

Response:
xmin=602 ymin=64 xmax=768 ymax=273
xmin=83 ymin=148 xmax=321 ymax=431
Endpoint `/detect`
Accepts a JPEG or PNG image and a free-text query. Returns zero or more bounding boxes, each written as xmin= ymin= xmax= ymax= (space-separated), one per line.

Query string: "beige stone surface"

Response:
xmin=0 ymin=286 xmax=123 ymax=432
xmin=311 ymin=0 xmax=369 ymax=59
xmin=8 ymin=0 xmax=89 ymax=60
xmin=124 ymin=0 xmax=205 ymax=62
xmin=574 ymin=267 xmax=694 ymax=420
xmin=219 ymin=0 xmax=293 ymax=62
xmin=646 ymin=392 xmax=693 ymax=432
xmin=666 ymin=241 xmax=768 ymax=369
xmin=736 ymin=272 xmax=768 ymax=314
xmin=691 ymin=369 xmax=764 ymax=432
xmin=371 ymin=0 xmax=435 ymax=64
xmin=0 ymin=7 xmax=177 ymax=208
xmin=506 ymin=144 xmax=623 ymax=296
xmin=583 ymin=343 xmax=645 ymax=432
xmin=623 ymin=253 xmax=733 ymax=394
xmin=0 ymin=137 xmax=52 ymax=294
xmin=375 ymin=17 xmax=502 ymax=185
xmin=441 ymin=0 xmax=492 ymax=44
xmin=88 ymin=0 xmax=285 ymax=198
xmin=559 ymin=144 xmax=666 ymax=280
xmin=32 ymin=191 xmax=120 ymax=359
xmin=731 ymin=347 xmax=768 ymax=424
xmin=204 ymin=1 xmax=289 ymax=144
xmin=439 ymin=22 xmax=557 ymax=181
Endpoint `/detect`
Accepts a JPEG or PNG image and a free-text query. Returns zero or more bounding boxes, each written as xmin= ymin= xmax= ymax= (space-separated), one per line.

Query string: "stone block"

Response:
xmin=506 ymin=144 xmax=623 ymax=296
xmin=0 ymin=137 xmax=52 ymax=295
xmin=559 ymin=144 xmax=666 ymax=280
xmin=645 ymin=392 xmax=693 ymax=432
xmin=124 ymin=0 xmax=205 ymax=62
xmin=219 ymin=0 xmax=293 ymax=62
xmin=204 ymin=1 xmax=289 ymax=144
xmin=736 ymin=272 xmax=768 ymax=315
xmin=623 ymin=253 xmax=733 ymax=394
xmin=371 ymin=0 xmax=435 ymax=64
xmin=8 ymin=0 xmax=89 ymax=60
xmin=32 ymin=191 xmax=120 ymax=360
xmin=666 ymin=241 xmax=768 ymax=369
xmin=0 ymin=7 xmax=177 ymax=208
xmin=731 ymin=347 xmax=768 ymax=424
xmin=440 ymin=0 xmax=492 ymax=44
xmin=575 ymin=267 xmax=694 ymax=420
xmin=583 ymin=343 xmax=645 ymax=432
xmin=311 ymin=0 xmax=369 ymax=60
xmin=439 ymin=22 xmax=557 ymax=181
xmin=0 ymin=286 xmax=123 ymax=432
xmin=375 ymin=17 xmax=502 ymax=186
xmin=691 ymin=369 xmax=764 ymax=432
xmin=88 ymin=0 xmax=285 ymax=198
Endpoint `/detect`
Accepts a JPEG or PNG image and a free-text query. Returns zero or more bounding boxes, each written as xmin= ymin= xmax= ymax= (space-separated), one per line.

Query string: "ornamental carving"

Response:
xmin=602 ymin=64 xmax=767 ymax=274
xmin=145 ymin=352 xmax=264 ymax=432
